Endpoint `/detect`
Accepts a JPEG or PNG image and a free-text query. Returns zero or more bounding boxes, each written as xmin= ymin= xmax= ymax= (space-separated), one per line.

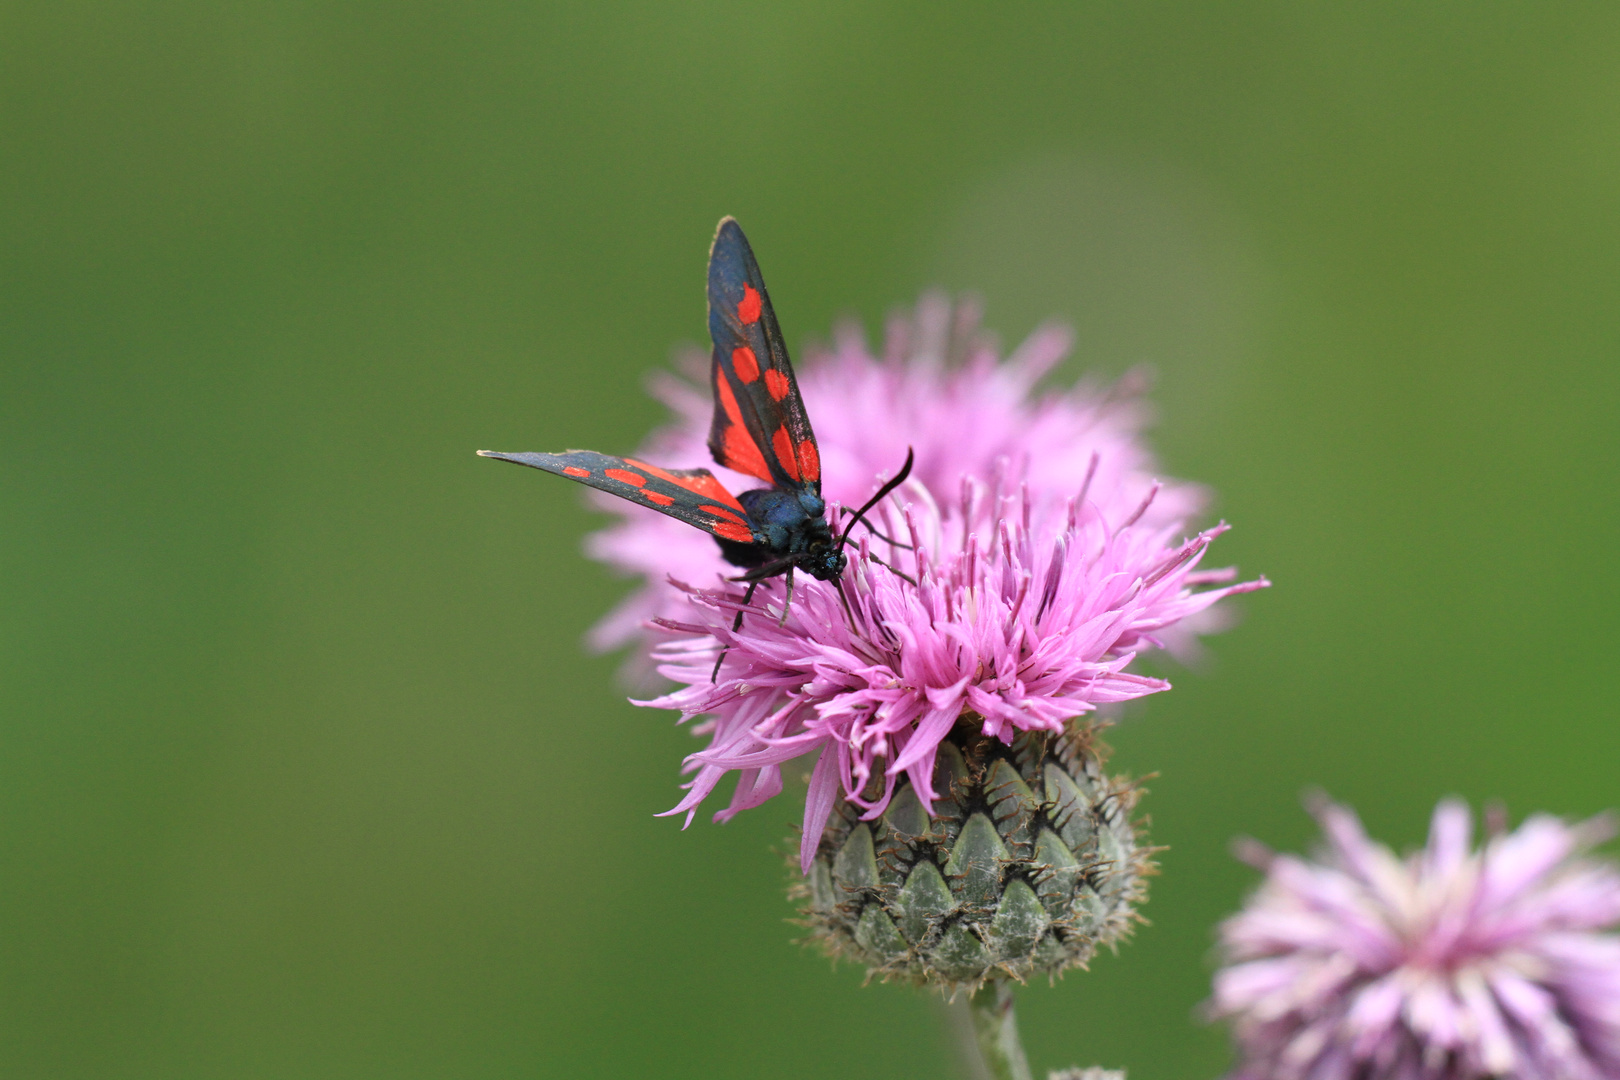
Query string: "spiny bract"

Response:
xmin=796 ymin=721 xmax=1151 ymax=994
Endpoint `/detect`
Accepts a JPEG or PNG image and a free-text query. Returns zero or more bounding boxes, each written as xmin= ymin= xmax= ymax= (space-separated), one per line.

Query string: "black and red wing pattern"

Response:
xmin=705 ymin=217 xmax=822 ymax=496
xmin=476 ymin=449 xmax=760 ymax=546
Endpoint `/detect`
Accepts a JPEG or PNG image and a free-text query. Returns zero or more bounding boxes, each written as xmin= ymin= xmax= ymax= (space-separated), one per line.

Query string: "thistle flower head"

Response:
xmin=1212 ymin=797 xmax=1620 ymax=1080
xmin=585 ymin=295 xmax=1206 ymax=661
xmin=592 ymin=298 xmax=1264 ymax=868
xmin=648 ymin=477 xmax=1257 ymax=873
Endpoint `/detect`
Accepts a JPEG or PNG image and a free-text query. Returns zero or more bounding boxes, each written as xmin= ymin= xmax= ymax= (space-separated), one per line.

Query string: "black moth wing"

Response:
xmin=476 ymin=449 xmax=761 ymax=547
xmin=705 ymin=217 xmax=823 ymax=497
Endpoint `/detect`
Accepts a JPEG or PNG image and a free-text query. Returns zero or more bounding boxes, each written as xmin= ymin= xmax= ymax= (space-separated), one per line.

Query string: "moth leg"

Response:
xmin=711 ymin=580 xmax=760 ymax=682
xmin=731 ymin=579 xmax=760 ymax=635
xmin=732 ymin=558 xmax=793 ymax=582
xmin=778 ymin=565 xmax=795 ymax=627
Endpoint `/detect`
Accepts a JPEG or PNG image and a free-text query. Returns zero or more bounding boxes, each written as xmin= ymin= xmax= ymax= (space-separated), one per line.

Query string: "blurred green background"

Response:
xmin=4 ymin=3 xmax=1618 ymax=1077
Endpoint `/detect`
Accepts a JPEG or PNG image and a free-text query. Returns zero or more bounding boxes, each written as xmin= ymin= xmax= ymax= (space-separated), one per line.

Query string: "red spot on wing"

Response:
xmin=562 ymin=466 xmax=590 ymax=478
xmin=701 ymin=504 xmax=745 ymax=522
xmin=723 ymin=425 xmax=770 ymax=483
xmin=731 ymin=345 xmax=760 ymax=382
xmin=692 ymin=484 xmax=745 ymax=518
xmin=604 ymin=468 xmax=646 ymax=487
xmin=646 ymin=492 xmax=674 ymax=506
xmin=737 ymin=284 xmax=762 ymax=325
xmin=798 ymin=440 xmax=820 ymax=484
xmin=772 ymin=427 xmax=801 ymax=482
xmin=764 ymin=369 xmax=791 ymax=401
xmin=713 ymin=378 xmax=772 ymax=481
xmin=625 ymin=458 xmax=748 ymax=516
xmin=712 ymin=520 xmax=755 ymax=544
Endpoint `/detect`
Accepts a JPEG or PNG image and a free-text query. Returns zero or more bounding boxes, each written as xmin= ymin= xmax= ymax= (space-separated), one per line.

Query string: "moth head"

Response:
xmin=802 ymin=547 xmax=847 ymax=582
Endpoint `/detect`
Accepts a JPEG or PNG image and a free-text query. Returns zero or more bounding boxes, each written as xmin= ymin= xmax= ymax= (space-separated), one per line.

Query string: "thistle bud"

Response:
xmin=796 ymin=720 xmax=1149 ymax=994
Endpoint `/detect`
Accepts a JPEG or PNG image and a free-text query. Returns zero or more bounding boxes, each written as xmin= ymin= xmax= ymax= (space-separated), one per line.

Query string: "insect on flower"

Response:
xmin=479 ymin=218 xmax=914 ymax=665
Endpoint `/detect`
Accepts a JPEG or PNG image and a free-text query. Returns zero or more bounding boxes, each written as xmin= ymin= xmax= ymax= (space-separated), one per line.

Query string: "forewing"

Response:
xmin=477 ymin=449 xmax=759 ymax=546
xmin=705 ymin=217 xmax=822 ymax=495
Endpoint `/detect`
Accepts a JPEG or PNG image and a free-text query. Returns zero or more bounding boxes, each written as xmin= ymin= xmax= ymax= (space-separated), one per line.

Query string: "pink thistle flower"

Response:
xmin=579 ymin=297 xmax=1265 ymax=870
xmin=646 ymin=477 xmax=1260 ymax=872
xmin=584 ymin=296 xmax=1208 ymax=666
xmin=1211 ymin=797 xmax=1620 ymax=1080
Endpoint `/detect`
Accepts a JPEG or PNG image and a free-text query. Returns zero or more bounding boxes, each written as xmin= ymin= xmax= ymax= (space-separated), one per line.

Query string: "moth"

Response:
xmin=480 ymin=218 xmax=912 ymax=665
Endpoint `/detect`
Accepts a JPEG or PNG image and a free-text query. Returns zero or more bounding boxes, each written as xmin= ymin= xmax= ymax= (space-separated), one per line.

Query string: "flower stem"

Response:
xmin=969 ymin=980 xmax=1033 ymax=1080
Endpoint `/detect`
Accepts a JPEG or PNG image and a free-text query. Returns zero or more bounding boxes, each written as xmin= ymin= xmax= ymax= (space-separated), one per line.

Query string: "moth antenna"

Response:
xmin=835 ymin=448 xmax=916 ymax=555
